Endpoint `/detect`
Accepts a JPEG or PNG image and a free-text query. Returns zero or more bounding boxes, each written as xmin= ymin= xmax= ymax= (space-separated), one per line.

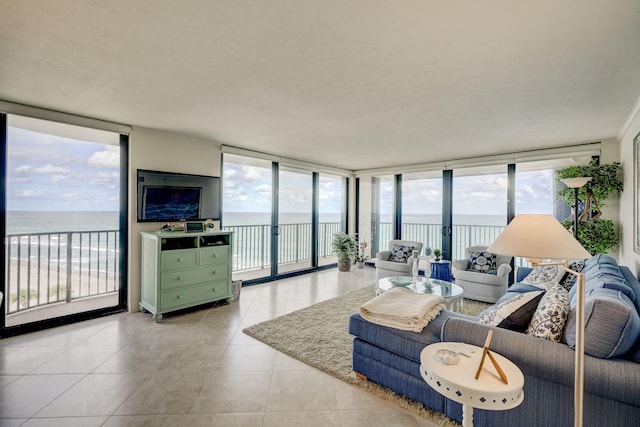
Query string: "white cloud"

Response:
xmin=88 ymin=146 xmax=119 ymax=168
xmin=36 ymin=164 xmax=70 ymax=174
xmin=15 ymin=165 xmax=34 ymax=173
xmin=18 ymin=189 xmax=45 ymax=197
xmin=51 ymin=174 xmax=68 ymax=183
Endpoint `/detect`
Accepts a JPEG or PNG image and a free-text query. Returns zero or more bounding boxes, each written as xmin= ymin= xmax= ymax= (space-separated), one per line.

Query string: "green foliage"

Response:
xmin=49 ymin=284 xmax=70 ymax=301
xmin=562 ymin=219 xmax=617 ymax=256
xmin=332 ymin=232 xmax=357 ymax=260
xmin=556 ymin=159 xmax=623 ymax=207
xmin=10 ymin=289 xmax=38 ymax=308
xmin=556 ymin=159 xmax=623 ymax=255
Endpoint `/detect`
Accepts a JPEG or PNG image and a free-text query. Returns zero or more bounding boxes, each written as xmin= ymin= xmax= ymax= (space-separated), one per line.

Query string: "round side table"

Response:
xmin=420 ymin=342 xmax=524 ymax=427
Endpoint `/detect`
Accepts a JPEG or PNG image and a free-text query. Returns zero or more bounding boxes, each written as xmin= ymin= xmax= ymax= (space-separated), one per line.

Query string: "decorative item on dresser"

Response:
xmin=140 ymin=230 xmax=233 ymax=321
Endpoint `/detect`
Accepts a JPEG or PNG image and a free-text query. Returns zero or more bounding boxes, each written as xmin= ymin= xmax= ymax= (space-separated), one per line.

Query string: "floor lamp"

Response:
xmin=561 ymin=177 xmax=592 ymax=239
xmin=487 ymin=214 xmax=591 ymax=427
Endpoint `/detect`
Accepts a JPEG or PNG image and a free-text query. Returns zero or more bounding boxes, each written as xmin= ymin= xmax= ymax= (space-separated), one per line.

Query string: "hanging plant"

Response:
xmin=556 ymin=159 xmax=623 ymax=255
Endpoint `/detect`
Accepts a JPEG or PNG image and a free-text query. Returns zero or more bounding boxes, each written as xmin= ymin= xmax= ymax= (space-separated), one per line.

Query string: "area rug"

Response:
xmin=242 ymin=285 xmax=490 ymax=425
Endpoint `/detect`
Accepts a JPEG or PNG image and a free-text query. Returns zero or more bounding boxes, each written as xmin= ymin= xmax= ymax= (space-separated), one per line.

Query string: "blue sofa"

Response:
xmin=349 ymin=255 xmax=640 ymax=426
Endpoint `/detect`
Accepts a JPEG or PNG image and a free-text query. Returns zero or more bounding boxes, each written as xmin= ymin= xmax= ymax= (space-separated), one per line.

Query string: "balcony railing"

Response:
xmin=224 ymin=221 xmax=522 ymax=274
xmin=3 ymin=222 xmax=518 ymax=314
xmin=224 ymin=222 xmax=342 ymax=271
xmin=5 ymin=230 xmax=119 ymax=315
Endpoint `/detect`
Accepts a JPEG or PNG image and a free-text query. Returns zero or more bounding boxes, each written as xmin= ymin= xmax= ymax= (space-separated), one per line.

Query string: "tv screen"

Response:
xmin=142 ymin=186 xmax=201 ymax=221
xmin=137 ymin=169 xmax=221 ymax=222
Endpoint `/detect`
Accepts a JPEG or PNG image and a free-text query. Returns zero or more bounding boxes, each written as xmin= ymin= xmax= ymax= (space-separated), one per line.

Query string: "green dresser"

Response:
xmin=140 ymin=231 xmax=233 ymax=321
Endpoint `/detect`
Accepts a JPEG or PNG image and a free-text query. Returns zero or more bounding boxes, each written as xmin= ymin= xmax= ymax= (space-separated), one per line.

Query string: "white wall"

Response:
xmin=618 ymin=109 xmax=640 ymax=277
xmin=128 ymin=127 xmax=222 ymax=312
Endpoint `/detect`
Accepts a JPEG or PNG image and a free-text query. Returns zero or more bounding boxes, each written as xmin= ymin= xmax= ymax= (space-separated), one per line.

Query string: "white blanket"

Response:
xmin=359 ymin=287 xmax=445 ymax=332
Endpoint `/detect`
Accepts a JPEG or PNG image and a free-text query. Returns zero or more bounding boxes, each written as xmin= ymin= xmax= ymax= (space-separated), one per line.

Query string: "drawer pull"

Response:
xmin=177 ymin=276 xmax=183 ymax=281
xmin=212 ymin=288 xmax=217 ymax=292
xmin=178 ymin=257 xmax=184 ymax=262
xmin=177 ymin=294 xmax=183 ymax=299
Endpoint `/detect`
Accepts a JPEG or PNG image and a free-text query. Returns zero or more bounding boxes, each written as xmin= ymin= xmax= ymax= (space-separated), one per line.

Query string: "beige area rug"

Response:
xmin=242 ymin=285 xmax=490 ymax=426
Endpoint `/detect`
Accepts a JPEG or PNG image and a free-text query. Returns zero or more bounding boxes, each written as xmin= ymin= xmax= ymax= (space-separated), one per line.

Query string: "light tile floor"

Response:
xmin=0 ymin=267 xmax=441 ymax=427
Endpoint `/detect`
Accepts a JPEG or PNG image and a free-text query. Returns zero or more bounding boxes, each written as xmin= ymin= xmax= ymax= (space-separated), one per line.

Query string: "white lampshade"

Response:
xmin=487 ymin=214 xmax=591 ymax=260
xmin=561 ymin=177 xmax=592 ymax=189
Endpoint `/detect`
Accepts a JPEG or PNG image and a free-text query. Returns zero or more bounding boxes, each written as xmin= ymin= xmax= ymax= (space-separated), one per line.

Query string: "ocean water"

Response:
xmin=6 ymin=211 xmax=121 ymax=275
xmin=7 ymin=211 xmax=119 ymax=234
xmin=223 ymin=212 xmax=506 ymax=227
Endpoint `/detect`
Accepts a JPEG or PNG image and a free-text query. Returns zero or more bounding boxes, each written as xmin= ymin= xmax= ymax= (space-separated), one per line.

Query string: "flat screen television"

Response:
xmin=136 ymin=169 xmax=221 ymax=222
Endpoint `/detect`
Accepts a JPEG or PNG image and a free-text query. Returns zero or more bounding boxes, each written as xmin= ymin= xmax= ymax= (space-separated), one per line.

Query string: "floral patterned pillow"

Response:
xmin=390 ymin=245 xmax=414 ymax=263
xmin=468 ymin=251 xmax=497 ymax=274
xmin=526 ymin=285 xmax=570 ymax=342
xmin=559 ymin=260 xmax=585 ymax=291
xmin=521 ymin=265 xmax=565 ymax=290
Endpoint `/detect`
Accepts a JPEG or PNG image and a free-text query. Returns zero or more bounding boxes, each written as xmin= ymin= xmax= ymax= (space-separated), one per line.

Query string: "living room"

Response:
xmin=1 ymin=1 xmax=640 ymax=426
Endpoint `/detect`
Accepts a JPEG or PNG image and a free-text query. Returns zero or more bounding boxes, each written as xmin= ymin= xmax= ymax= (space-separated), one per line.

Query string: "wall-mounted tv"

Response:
xmin=136 ymin=169 xmax=221 ymax=222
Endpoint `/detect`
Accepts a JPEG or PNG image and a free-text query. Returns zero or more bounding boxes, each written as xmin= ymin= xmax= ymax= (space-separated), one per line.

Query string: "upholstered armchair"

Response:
xmin=375 ymin=240 xmax=423 ymax=281
xmin=451 ymin=245 xmax=512 ymax=303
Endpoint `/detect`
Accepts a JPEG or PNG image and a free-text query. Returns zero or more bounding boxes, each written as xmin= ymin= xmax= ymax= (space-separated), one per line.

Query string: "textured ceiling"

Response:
xmin=1 ymin=0 xmax=639 ymax=170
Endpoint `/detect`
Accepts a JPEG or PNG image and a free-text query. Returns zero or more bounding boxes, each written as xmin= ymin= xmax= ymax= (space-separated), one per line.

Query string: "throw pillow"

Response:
xmin=478 ymin=291 xmax=545 ymax=332
xmin=527 ymin=285 xmax=570 ymax=342
xmin=558 ymin=260 xmax=585 ymax=292
xmin=390 ymin=245 xmax=413 ymax=263
xmin=468 ymin=251 xmax=497 ymax=274
xmin=521 ymin=265 xmax=565 ymax=290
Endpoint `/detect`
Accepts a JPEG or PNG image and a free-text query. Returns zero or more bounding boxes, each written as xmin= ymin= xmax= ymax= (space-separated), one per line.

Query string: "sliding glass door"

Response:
xmin=3 ymin=114 xmax=127 ymax=333
xmin=278 ymin=167 xmax=313 ymax=274
xmin=222 ymin=153 xmax=348 ymax=282
xmin=222 ymin=153 xmax=273 ymax=281
xmin=318 ymin=173 xmax=344 ymax=267
xmin=452 ymin=166 xmax=508 ymax=261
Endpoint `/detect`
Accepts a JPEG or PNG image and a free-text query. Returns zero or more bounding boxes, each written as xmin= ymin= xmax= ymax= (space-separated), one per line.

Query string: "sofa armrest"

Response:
xmin=376 ymin=251 xmax=392 ymax=261
xmin=496 ymin=263 xmax=512 ymax=278
xmin=440 ymin=317 xmax=640 ymax=406
xmin=451 ymin=259 xmax=469 ymax=271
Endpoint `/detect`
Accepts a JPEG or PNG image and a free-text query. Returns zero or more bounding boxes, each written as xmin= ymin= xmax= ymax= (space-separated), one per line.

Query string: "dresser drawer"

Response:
xmin=160 ymin=281 xmax=230 ymax=310
xmin=161 ymin=249 xmax=198 ymax=269
xmin=199 ymin=246 xmax=230 ymax=265
xmin=160 ymin=265 xmax=229 ymax=290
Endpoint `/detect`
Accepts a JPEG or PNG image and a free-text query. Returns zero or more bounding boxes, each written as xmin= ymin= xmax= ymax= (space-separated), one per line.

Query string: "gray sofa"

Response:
xmin=349 ymin=254 xmax=640 ymax=426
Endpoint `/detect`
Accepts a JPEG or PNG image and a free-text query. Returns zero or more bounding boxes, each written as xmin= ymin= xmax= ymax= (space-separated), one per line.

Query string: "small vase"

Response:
xmin=338 ymin=259 xmax=352 ymax=272
xmin=357 ymin=261 xmax=364 ymax=269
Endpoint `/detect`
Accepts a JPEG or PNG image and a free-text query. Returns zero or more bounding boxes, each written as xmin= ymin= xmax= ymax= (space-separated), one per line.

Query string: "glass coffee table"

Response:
xmin=376 ymin=276 xmax=464 ymax=312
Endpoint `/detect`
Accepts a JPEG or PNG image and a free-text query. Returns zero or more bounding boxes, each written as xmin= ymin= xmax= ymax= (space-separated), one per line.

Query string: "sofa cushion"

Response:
xmin=468 ymin=251 xmax=497 ymax=274
xmin=581 ymin=254 xmax=618 ymax=274
xmin=478 ymin=291 xmax=544 ymax=332
xmin=569 ymin=275 xmax=636 ymax=304
xmin=558 ymin=259 xmax=585 ymax=292
xmin=527 ymin=285 xmax=570 ymax=342
xmin=389 ymin=245 xmax=413 ymax=263
xmin=348 ymin=310 xmax=474 ymax=363
xmin=564 ymin=288 xmax=640 ymax=358
xmin=521 ymin=265 xmax=565 ymax=290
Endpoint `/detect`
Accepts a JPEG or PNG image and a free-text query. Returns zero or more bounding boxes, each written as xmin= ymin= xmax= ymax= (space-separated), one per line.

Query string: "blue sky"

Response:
xmin=7 ymin=122 xmax=554 ymax=217
xmin=224 ymin=161 xmax=554 ymax=217
xmin=7 ymin=126 xmax=120 ymax=211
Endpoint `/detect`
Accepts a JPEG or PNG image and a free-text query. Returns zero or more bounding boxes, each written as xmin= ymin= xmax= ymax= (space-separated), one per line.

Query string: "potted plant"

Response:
xmin=332 ymin=232 xmax=357 ymax=271
xmin=354 ymin=240 xmax=369 ymax=268
xmin=556 ymin=159 xmax=623 ymax=255
xmin=433 ymin=248 xmax=442 ymax=261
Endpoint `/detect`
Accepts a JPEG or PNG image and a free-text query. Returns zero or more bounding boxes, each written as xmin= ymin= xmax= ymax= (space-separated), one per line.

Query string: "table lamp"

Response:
xmin=487 ymin=214 xmax=591 ymax=427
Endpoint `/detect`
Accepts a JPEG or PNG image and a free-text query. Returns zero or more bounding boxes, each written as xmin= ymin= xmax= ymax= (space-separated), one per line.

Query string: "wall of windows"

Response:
xmin=355 ymin=151 xmax=597 ymax=270
xmin=221 ymin=150 xmax=349 ymax=283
